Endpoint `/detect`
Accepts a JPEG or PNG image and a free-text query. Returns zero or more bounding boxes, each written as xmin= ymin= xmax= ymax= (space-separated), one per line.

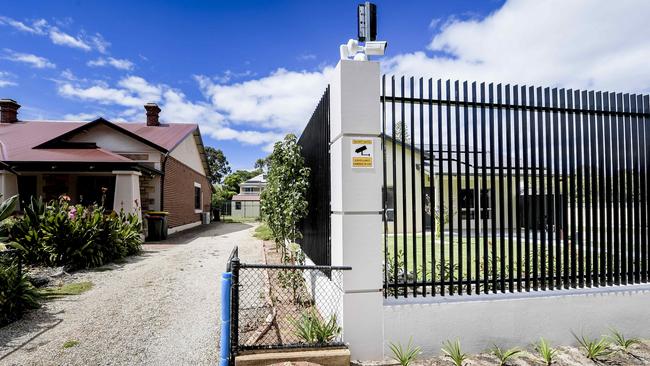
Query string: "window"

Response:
xmin=480 ymin=188 xmax=492 ymax=219
xmin=235 ymin=201 xmax=242 ymax=210
xmin=459 ymin=188 xmax=476 ymax=219
xmin=194 ymin=185 xmax=201 ymax=210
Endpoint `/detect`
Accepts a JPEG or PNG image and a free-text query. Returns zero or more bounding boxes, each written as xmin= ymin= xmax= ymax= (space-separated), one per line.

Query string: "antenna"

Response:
xmin=341 ymin=2 xmax=386 ymax=61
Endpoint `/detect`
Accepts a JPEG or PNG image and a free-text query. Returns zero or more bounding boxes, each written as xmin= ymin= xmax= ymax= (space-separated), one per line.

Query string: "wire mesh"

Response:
xmin=236 ymin=264 xmax=345 ymax=350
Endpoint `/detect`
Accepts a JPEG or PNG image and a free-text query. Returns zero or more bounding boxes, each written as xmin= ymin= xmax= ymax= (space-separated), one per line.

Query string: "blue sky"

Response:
xmin=0 ymin=0 xmax=503 ymax=170
xmin=1 ymin=0 xmax=649 ymax=170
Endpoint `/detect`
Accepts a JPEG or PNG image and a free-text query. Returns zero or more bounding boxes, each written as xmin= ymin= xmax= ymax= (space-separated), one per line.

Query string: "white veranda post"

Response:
xmin=329 ymin=59 xmax=384 ymax=360
xmin=112 ymin=170 xmax=142 ymax=218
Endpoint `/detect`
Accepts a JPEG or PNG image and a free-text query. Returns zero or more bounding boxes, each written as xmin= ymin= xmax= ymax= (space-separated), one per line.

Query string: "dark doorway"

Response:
xmin=77 ymin=176 xmax=115 ymax=210
xmin=17 ymin=175 xmax=37 ymax=207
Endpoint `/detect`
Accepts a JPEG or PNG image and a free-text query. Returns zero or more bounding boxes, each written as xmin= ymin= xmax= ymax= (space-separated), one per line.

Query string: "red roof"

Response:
xmin=0 ymin=119 xmax=198 ymax=163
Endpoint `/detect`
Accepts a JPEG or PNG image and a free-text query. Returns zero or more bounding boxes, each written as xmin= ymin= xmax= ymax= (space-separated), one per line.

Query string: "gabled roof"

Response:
xmin=0 ymin=118 xmax=201 ymax=165
xmin=241 ymin=173 xmax=267 ymax=185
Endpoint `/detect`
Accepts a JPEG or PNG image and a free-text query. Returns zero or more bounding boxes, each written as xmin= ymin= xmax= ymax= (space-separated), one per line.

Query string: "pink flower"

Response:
xmin=68 ymin=206 xmax=77 ymax=220
xmin=60 ymin=195 xmax=71 ymax=202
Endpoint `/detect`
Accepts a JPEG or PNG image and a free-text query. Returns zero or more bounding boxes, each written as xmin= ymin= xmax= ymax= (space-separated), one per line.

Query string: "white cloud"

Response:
xmin=196 ymin=67 xmax=333 ymax=131
xmin=0 ymin=71 xmax=17 ymax=88
xmin=91 ymin=34 xmax=110 ymax=54
xmin=0 ymin=16 xmax=47 ymax=34
xmin=383 ymin=0 xmax=650 ymax=93
xmin=3 ymin=49 xmax=55 ymax=69
xmin=49 ymin=28 xmax=92 ymax=51
xmin=0 ymin=16 xmax=110 ymax=53
xmin=297 ymin=53 xmax=316 ymax=61
xmin=62 ymin=112 xmax=99 ymax=121
xmin=87 ymin=57 xmax=134 ymax=70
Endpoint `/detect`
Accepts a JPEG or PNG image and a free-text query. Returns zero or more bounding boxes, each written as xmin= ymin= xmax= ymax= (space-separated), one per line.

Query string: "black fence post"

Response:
xmin=229 ymin=254 xmax=240 ymax=365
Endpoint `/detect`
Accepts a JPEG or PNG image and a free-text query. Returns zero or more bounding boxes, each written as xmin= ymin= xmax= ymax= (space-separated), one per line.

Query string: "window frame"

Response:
xmin=194 ymin=182 xmax=202 ymax=213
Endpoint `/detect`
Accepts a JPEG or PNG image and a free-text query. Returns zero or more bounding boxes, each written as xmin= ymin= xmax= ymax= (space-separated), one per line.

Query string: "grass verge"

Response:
xmin=40 ymin=281 xmax=94 ymax=300
xmin=253 ymin=223 xmax=273 ymax=241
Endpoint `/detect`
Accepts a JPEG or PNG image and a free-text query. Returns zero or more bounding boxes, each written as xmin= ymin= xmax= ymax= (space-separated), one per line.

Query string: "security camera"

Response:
xmin=364 ymin=41 xmax=387 ymax=56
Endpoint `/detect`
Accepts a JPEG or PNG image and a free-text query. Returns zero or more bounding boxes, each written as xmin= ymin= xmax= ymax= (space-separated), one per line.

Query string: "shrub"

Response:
xmin=0 ymin=259 xmax=40 ymax=326
xmin=608 ymin=328 xmax=640 ymax=353
xmin=573 ymin=332 xmax=613 ymax=361
xmin=490 ymin=344 xmax=522 ymax=366
xmin=10 ymin=196 xmax=142 ymax=270
xmin=389 ymin=338 xmax=421 ymax=366
xmin=292 ymin=308 xmax=341 ymax=344
xmin=535 ymin=338 xmax=558 ymax=365
xmin=442 ymin=339 xmax=468 ymax=366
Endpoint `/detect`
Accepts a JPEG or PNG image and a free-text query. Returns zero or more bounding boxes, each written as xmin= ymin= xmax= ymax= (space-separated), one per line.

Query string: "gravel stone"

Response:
xmin=0 ymin=222 xmax=262 ymax=366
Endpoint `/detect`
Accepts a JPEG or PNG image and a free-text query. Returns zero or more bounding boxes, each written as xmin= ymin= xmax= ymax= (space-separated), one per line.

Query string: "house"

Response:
xmin=0 ymin=99 xmax=213 ymax=234
xmin=229 ymin=173 xmax=266 ymax=218
xmin=384 ymin=136 xmax=554 ymax=233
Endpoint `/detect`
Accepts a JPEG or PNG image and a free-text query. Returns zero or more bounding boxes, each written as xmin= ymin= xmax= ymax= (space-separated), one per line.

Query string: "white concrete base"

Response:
xmin=384 ymin=284 xmax=650 ymax=356
xmin=167 ymin=220 xmax=202 ymax=235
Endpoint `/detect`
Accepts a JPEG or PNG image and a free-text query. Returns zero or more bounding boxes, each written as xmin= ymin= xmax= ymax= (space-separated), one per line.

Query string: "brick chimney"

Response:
xmin=144 ymin=103 xmax=161 ymax=126
xmin=0 ymin=99 xmax=20 ymax=123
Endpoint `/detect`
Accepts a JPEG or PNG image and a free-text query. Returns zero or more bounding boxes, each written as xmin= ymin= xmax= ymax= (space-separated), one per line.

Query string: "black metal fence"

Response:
xmin=297 ymin=87 xmax=331 ymax=265
xmin=382 ymin=75 xmax=650 ymax=297
xmin=228 ymin=247 xmax=349 ymax=358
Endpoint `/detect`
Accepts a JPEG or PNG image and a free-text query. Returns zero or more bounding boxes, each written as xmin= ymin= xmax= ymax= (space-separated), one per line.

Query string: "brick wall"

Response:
xmin=162 ymin=156 xmax=211 ymax=228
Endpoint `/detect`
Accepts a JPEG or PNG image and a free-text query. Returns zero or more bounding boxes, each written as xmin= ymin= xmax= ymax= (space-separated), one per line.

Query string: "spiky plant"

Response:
xmin=442 ymin=339 xmax=468 ymax=366
xmin=535 ymin=338 xmax=558 ymax=365
xmin=388 ymin=338 xmax=421 ymax=366
xmin=490 ymin=344 xmax=522 ymax=366
xmin=608 ymin=328 xmax=640 ymax=353
xmin=573 ymin=332 xmax=613 ymax=361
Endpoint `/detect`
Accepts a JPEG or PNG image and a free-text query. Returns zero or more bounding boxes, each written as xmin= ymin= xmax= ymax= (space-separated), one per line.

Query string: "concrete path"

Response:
xmin=0 ymin=222 xmax=262 ymax=366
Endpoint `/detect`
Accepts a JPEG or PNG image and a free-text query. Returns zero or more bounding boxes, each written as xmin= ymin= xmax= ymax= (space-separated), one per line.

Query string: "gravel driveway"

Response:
xmin=0 ymin=221 xmax=262 ymax=366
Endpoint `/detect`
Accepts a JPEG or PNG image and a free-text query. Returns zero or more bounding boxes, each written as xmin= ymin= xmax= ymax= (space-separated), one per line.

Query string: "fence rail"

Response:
xmin=382 ymin=75 xmax=650 ymax=298
xmin=228 ymin=247 xmax=349 ymax=359
xmin=297 ymin=86 xmax=331 ymax=266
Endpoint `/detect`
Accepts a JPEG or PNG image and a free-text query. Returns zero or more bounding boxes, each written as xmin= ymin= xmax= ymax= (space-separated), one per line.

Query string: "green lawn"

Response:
xmin=384 ymin=233 xmax=572 ymax=282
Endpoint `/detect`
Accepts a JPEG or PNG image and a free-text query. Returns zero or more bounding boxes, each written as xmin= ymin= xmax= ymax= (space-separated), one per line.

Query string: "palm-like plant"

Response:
xmin=608 ymin=328 xmax=640 ymax=353
xmin=292 ymin=308 xmax=341 ymax=344
xmin=442 ymin=339 xmax=468 ymax=366
xmin=490 ymin=344 xmax=522 ymax=366
xmin=535 ymin=338 xmax=558 ymax=365
xmin=389 ymin=338 xmax=421 ymax=366
xmin=573 ymin=332 xmax=613 ymax=361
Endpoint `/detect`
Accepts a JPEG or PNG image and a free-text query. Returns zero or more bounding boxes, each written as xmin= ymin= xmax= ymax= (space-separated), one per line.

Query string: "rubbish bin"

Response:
xmin=145 ymin=211 xmax=169 ymax=241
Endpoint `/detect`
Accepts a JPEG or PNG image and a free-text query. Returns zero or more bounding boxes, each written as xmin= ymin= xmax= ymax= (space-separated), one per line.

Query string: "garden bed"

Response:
xmin=354 ymin=338 xmax=650 ymax=365
xmin=236 ymin=240 xmax=345 ymax=354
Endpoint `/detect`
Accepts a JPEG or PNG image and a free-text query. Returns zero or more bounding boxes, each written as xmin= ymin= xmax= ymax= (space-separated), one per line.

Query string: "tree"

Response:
xmin=260 ymin=134 xmax=310 ymax=257
xmin=254 ymin=157 xmax=268 ymax=171
xmin=205 ymin=147 xmax=231 ymax=185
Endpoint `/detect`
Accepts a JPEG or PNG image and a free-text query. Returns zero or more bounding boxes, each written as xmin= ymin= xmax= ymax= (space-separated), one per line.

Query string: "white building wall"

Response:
xmin=170 ymin=134 xmax=206 ymax=175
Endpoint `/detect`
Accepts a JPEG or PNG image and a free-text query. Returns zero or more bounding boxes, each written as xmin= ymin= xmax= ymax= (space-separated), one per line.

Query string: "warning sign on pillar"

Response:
xmin=351 ymin=139 xmax=374 ymax=168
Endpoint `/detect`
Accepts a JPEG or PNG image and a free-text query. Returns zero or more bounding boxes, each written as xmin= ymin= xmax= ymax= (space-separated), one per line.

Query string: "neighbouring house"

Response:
xmin=229 ymin=173 xmax=266 ymax=218
xmin=0 ymin=99 xmax=213 ymax=234
xmin=384 ymin=135 xmax=555 ymax=233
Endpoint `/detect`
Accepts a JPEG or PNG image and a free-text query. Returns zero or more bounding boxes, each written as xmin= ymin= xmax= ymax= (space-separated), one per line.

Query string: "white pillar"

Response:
xmin=330 ymin=60 xmax=384 ymax=361
xmin=0 ymin=170 xmax=19 ymax=209
xmin=112 ymin=170 xmax=142 ymax=217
